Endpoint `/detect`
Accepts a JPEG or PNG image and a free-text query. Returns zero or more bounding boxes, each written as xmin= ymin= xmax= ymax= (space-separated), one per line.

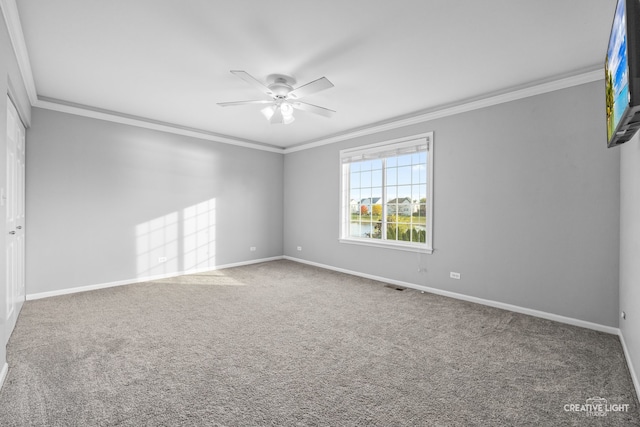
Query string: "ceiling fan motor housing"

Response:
xmin=266 ymin=74 xmax=296 ymax=98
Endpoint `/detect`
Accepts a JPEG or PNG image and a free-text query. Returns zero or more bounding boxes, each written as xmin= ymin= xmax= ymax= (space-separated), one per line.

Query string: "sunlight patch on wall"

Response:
xmin=136 ymin=198 xmax=217 ymax=278
xmin=183 ymin=198 xmax=216 ymax=271
xmin=136 ymin=212 xmax=178 ymax=277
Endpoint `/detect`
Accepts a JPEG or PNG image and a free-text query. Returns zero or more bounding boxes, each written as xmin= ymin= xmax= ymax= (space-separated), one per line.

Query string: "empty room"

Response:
xmin=0 ymin=0 xmax=638 ymax=425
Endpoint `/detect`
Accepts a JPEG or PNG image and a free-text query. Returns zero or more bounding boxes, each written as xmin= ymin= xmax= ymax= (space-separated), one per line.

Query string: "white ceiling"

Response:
xmin=14 ymin=0 xmax=616 ymax=150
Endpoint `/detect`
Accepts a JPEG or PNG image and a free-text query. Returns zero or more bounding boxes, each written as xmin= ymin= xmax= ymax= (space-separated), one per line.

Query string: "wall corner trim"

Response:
xmin=619 ymin=329 xmax=640 ymax=402
xmin=0 ymin=0 xmax=37 ymax=104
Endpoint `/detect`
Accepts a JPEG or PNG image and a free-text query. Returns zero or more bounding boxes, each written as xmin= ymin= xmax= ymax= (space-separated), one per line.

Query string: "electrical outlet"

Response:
xmin=250 ymin=247 xmax=256 ymax=252
xmin=297 ymin=246 xmax=302 ymax=251
xmin=158 ymin=257 xmax=167 ymax=263
xmin=450 ymin=272 xmax=461 ymax=280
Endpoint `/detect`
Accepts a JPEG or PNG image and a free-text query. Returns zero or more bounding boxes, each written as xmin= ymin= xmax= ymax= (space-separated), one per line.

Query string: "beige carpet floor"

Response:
xmin=0 ymin=260 xmax=638 ymax=426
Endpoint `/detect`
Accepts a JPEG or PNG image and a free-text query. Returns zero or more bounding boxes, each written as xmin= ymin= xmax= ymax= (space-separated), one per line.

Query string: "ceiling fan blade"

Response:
xmin=288 ymin=77 xmax=334 ymax=99
xmin=230 ymin=70 xmax=273 ymax=96
xmin=217 ymin=100 xmax=273 ymax=107
xmin=270 ymin=106 xmax=284 ymax=124
xmin=291 ymin=101 xmax=336 ymax=118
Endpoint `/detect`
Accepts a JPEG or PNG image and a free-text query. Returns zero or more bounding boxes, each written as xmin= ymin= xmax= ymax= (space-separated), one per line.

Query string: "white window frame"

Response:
xmin=339 ymin=132 xmax=434 ymax=254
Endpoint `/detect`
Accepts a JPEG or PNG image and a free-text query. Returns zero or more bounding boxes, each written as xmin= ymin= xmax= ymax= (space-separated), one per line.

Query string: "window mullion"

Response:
xmin=381 ymin=158 xmax=387 ymax=241
xmin=343 ymin=164 xmax=350 ymax=239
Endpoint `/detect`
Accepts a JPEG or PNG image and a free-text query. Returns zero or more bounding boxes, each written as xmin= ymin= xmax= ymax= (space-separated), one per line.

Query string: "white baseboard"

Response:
xmin=283 ymin=256 xmax=620 ymax=335
xmin=26 ymin=256 xmax=283 ymax=301
xmin=619 ymin=330 xmax=640 ymax=401
xmin=0 ymin=362 xmax=7 ymax=391
xmin=28 ymin=255 xmax=620 ymax=336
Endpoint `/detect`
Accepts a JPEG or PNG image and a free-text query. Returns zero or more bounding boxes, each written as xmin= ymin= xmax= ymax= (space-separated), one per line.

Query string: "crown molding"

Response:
xmin=34 ymin=69 xmax=604 ymax=156
xmin=0 ymin=0 xmax=603 ymax=155
xmin=37 ymin=69 xmax=604 ymax=154
xmin=36 ymin=66 xmax=602 ymax=156
xmin=0 ymin=0 xmax=284 ymax=154
xmin=34 ymin=98 xmax=285 ymax=154
xmin=284 ymin=68 xmax=604 ymax=153
xmin=0 ymin=0 xmax=37 ymax=105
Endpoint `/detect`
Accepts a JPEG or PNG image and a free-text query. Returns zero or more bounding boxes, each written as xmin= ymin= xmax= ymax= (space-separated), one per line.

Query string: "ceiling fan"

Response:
xmin=218 ymin=70 xmax=336 ymax=124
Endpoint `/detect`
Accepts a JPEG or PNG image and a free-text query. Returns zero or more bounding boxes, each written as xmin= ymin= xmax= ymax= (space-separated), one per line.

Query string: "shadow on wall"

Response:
xmin=136 ymin=198 xmax=216 ymax=278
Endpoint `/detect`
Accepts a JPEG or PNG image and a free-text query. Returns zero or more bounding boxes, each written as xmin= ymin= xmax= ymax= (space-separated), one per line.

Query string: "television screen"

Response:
xmin=606 ymin=0 xmax=630 ymax=143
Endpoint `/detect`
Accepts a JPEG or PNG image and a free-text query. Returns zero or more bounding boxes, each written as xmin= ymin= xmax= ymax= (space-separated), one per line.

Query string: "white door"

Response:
xmin=5 ymin=96 xmax=25 ymax=342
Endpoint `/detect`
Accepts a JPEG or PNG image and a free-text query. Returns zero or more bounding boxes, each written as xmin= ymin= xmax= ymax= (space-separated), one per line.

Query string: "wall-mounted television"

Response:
xmin=606 ymin=0 xmax=640 ymax=148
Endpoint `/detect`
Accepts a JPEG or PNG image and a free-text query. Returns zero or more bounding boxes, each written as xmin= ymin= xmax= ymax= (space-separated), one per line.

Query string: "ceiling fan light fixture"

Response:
xmin=261 ymin=105 xmax=275 ymax=120
xmin=280 ymin=102 xmax=292 ymax=114
xmin=261 ymin=103 xmax=295 ymax=125
xmin=281 ymin=103 xmax=295 ymax=125
xmin=281 ymin=102 xmax=293 ymax=115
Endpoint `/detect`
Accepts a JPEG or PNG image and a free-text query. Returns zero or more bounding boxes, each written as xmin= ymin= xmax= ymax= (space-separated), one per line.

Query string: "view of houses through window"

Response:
xmin=340 ymin=133 xmax=433 ymax=252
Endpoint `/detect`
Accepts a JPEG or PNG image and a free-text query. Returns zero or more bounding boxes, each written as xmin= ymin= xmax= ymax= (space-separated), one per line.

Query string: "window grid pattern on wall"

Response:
xmin=340 ymin=133 xmax=433 ymax=253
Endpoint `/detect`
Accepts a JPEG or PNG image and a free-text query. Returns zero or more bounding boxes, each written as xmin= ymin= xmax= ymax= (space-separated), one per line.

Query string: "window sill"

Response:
xmin=339 ymin=237 xmax=433 ymax=254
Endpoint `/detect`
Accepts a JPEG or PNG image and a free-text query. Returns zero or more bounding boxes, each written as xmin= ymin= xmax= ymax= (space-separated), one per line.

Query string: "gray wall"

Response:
xmin=0 ymin=14 xmax=31 ymax=374
xmin=16 ymin=73 xmax=638 ymax=392
xmin=284 ymin=81 xmax=621 ymax=327
xmin=620 ymin=131 xmax=640 ymax=392
xmin=26 ymin=108 xmax=283 ymax=295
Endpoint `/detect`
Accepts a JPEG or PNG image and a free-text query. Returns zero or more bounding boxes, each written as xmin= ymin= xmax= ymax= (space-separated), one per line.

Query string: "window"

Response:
xmin=339 ymin=132 xmax=433 ymax=253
